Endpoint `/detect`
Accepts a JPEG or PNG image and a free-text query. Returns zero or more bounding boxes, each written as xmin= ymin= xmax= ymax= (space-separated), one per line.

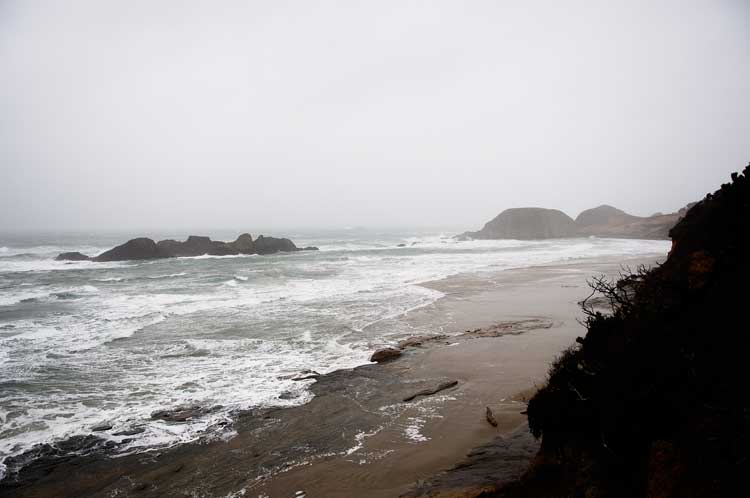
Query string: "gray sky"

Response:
xmin=1 ymin=0 xmax=748 ymax=231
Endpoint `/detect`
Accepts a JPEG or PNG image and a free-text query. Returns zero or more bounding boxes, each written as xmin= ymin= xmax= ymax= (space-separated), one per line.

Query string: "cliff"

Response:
xmin=497 ymin=165 xmax=750 ymax=497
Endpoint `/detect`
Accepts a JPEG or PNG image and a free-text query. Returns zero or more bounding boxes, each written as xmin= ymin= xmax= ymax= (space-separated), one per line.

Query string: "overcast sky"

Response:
xmin=1 ymin=0 xmax=748 ymax=231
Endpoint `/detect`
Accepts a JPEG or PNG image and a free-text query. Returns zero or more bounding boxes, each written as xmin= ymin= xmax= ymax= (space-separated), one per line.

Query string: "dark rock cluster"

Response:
xmin=56 ymin=233 xmax=318 ymax=262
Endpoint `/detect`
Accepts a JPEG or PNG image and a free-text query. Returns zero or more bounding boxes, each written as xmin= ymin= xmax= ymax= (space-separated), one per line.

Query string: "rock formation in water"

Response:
xmin=93 ymin=238 xmax=172 ymax=262
xmin=69 ymin=233 xmax=317 ymax=262
xmin=461 ymin=204 xmax=689 ymax=240
xmin=55 ymin=251 xmax=91 ymax=261
xmin=253 ymin=235 xmax=298 ymax=255
xmin=156 ymin=236 xmax=217 ymax=257
xmin=496 ymin=164 xmax=750 ymax=497
xmin=230 ymin=233 xmax=255 ymax=254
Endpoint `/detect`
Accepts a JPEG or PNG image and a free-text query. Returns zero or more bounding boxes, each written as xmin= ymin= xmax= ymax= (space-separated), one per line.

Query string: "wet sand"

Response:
xmin=1 ymin=255 xmax=665 ymax=498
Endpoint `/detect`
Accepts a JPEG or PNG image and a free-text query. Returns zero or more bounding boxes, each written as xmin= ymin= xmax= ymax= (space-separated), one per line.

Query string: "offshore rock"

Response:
xmin=93 ymin=238 xmax=171 ymax=262
xmin=229 ymin=233 xmax=255 ymax=254
xmin=254 ymin=235 xmax=298 ymax=255
xmin=55 ymin=251 xmax=90 ymax=261
xmin=370 ymin=347 xmax=403 ymax=362
xmin=90 ymin=233 xmax=309 ymax=261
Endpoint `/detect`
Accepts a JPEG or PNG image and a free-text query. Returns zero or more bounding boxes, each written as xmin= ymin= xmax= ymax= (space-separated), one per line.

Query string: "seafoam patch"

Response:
xmin=404 ymin=417 xmax=429 ymax=442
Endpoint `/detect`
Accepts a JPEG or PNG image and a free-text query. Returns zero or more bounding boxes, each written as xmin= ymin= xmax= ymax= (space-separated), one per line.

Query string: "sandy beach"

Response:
xmin=1 ymin=254 xmax=665 ymax=498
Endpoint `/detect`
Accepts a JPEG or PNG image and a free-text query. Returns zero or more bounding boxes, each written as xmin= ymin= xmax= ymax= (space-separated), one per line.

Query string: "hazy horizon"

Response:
xmin=2 ymin=0 xmax=748 ymax=231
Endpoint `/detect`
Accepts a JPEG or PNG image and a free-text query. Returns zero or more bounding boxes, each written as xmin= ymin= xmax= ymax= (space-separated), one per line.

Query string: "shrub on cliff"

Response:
xmin=522 ymin=164 xmax=750 ymax=497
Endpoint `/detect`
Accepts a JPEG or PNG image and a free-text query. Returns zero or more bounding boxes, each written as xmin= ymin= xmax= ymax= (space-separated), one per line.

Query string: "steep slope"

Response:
xmin=498 ymin=164 xmax=750 ymax=497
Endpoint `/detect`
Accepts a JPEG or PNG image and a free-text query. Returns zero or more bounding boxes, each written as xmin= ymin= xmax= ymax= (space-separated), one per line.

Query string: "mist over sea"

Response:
xmin=0 ymin=229 xmax=670 ymax=477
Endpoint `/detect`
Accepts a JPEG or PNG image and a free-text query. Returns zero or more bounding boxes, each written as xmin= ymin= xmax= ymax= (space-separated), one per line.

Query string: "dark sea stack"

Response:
xmin=155 ymin=239 xmax=183 ymax=256
xmin=254 ymin=235 xmax=298 ymax=255
xmin=171 ymin=235 xmax=215 ymax=257
xmin=55 ymin=251 xmax=90 ymax=261
xmin=92 ymin=233 xmax=307 ymax=262
xmin=230 ymin=233 xmax=256 ymax=254
xmin=507 ymin=165 xmax=750 ymax=498
xmin=157 ymin=236 xmax=239 ymax=257
xmin=302 ymin=246 xmax=319 ymax=251
xmin=92 ymin=238 xmax=170 ymax=262
xmin=465 ymin=207 xmax=579 ymax=240
xmin=208 ymin=240 xmax=238 ymax=256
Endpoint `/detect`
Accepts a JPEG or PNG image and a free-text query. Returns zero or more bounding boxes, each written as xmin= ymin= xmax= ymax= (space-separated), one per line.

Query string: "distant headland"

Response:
xmin=56 ymin=234 xmax=318 ymax=262
xmin=459 ymin=204 xmax=694 ymax=240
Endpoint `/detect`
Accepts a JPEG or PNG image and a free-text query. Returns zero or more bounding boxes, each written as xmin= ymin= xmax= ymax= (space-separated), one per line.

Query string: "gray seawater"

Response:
xmin=0 ymin=229 xmax=670 ymax=477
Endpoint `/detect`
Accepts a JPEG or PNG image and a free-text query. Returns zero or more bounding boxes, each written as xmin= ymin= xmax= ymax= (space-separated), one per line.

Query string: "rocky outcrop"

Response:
xmin=55 ymin=252 xmax=90 ymax=261
xmin=157 ymin=235 xmax=217 ymax=257
xmin=77 ymin=233 xmax=317 ymax=262
xmin=150 ymin=405 xmax=213 ymax=423
xmin=402 ymin=380 xmax=459 ymax=402
xmin=461 ymin=204 xmax=688 ymax=241
xmin=229 ymin=233 xmax=255 ymax=254
xmin=403 ymin=425 xmax=539 ymax=498
xmin=253 ymin=235 xmax=298 ymax=255
xmin=370 ymin=347 xmax=403 ymax=362
xmin=463 ymin=208 xmax=579 ymax=240
xmin=92 ymin=238 xmax=171 ymax=262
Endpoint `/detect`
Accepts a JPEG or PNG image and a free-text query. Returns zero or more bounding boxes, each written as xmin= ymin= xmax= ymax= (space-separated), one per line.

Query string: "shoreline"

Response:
xmin=1 ymin=254 xmax=666 ymax=498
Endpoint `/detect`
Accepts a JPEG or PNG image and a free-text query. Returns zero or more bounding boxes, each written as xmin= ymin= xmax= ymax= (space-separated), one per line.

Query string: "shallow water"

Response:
xmin=0 ymin=228 xmax=670 ymax=477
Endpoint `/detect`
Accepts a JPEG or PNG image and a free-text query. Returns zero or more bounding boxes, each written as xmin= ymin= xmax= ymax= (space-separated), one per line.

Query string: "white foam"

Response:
xmin=0 ymin=234 xmax=671 ymax=474
xmin=0 ymin=290 xmax=49 ymax=306
xmin=404 ymin=417 xmax=429 ymax=442
xmin=186 ymin=254 xmax=257 ymax=260
xmin=0 ymin=258 xmax=123 ymax=274
xmin=146 ymin=272 xmax=187 ymax=279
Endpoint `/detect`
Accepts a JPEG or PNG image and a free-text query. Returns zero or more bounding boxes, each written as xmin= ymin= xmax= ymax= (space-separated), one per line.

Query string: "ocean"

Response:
xmin=0 ymin=229 xmax=670 ymax=478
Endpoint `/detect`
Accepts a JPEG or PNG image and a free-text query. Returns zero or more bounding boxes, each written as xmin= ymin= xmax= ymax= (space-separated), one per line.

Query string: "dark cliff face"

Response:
xmin=504 ymin=165 xmax=750 ymax=498
xmin=467 ymin=208 xmax=579 ymax=240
